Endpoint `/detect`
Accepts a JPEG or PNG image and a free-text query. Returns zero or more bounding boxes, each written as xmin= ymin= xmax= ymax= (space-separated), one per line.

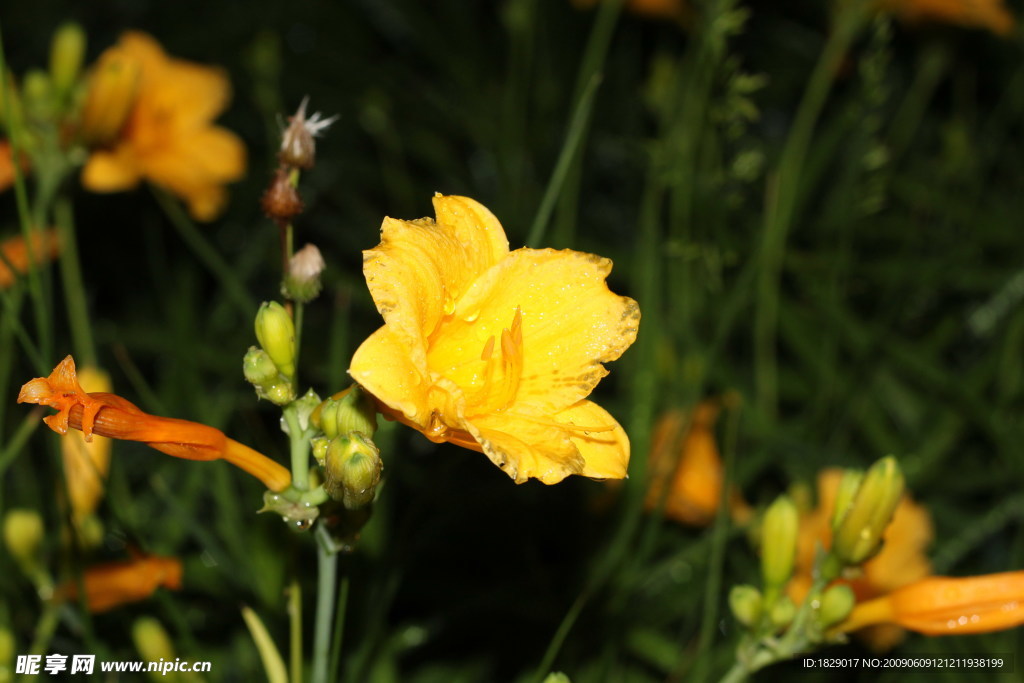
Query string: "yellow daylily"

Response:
xmin=80 ymin=32 xmax=246 ymax=221
xmin=350 ymin=195 xmax=640 ymax=484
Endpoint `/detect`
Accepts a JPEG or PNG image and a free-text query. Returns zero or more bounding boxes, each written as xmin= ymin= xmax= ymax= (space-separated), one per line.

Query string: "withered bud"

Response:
xmin=261 ymin=167 xmax=303 ymax=226
xmin=283 ymin=244 xmax=325 ymax=303
xmin=279 ymin=96 xmax=337 ymax=170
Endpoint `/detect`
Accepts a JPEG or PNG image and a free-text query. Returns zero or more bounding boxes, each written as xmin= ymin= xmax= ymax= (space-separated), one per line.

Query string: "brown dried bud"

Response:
xmin=261 ymin=167 xmax=303 ymax=225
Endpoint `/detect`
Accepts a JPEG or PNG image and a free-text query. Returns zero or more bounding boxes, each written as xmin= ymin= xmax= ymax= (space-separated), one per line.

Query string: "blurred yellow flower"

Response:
xmin=646 ymin=401 xmax=751 ymax=526
xmin=837 ymin=571 xmax=1024 ymax=635
xmin=788 ymin=468 xmax=933 ymax=650
xmin=60 ymin=366 xmax=112 ymax=526
xmin=0 ymin=229 xmax=60 ymax=290
xmin=80 ymin=32 xmax=246 ymax=221
xmin=880 ymin=0 xmax=1015 ymax=35
xmin=350 ymin=195 xmax=640 ymax=484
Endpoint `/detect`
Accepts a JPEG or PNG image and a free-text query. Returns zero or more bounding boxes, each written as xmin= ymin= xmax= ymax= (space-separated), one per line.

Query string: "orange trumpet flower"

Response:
xmin=837 ymin=571 xmax=1024 ymax=636
xmin=18 ymin=356 xmax=291 ymax=492
xmin=55 ymin=554 xmax=182 ymax=613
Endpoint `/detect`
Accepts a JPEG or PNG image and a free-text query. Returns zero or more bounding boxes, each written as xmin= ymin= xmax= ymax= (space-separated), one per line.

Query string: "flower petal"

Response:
xmin=81 ymin=148 xmax=142 ymax=192
xmin=464 ymin=408 xmax=584 ymax=485
xmin=557 ymin=400 xmax=629 ymax=480
xmin=363 ymin=197 xmax=510 ymax=368
xmin=446 ymin=247 xmax=639 ymax=414
xmin=350 ymin=326 xmax=431 ymax=425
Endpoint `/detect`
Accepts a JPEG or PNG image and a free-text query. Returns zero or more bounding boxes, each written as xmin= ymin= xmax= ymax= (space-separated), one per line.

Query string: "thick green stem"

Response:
xmin=283 ymin=405 xmax=310 ymax=491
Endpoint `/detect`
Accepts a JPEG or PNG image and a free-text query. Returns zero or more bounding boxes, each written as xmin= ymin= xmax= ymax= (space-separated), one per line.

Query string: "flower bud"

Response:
xmin=49 ymin=23 xmax=86 ymax=99
xmin=728 ymin=584 xmax=762 ymax=628
xmin=263 ymin=382 xmax=295 ymax=406
xmin=279 ymin=97 xmax=336 ymax=169
xmin=830 ymin=469 xmax=863 ymax=532
xmin=283 ymin=243 xmax=324 ymax=303
xmin=323 ymin=433 xmax=382 ymax=510
xmin=819 ymin=583 xmax=856 ymax=628
xmin=832 ymin=456 xmax=905 ymax=567
xmin=761 ymin=495 xmax=798 ymax=595
xmin=261 ymin=166 xmax=303 ymax=226
xmin=3 ymin=508 xmax=43 ymax=575
xmin=255 ymin=301 xmax=296 ymax=378
xmin=311 ymin=436 xmax=329 ymax=464
xmin=22 ymin=70 xmax=54 ymax=121
xmin=243 ymin=346 xmax=279 ymax=386
xmin=132 ymin=617 xmax=176 ymax=667
xmin=78 ymin=46 xmax=140 ymax=147
xmin=315 ymin=386 xmax=377 ymax=440
xmin=769 ymin=595 xmax=796 ymax=629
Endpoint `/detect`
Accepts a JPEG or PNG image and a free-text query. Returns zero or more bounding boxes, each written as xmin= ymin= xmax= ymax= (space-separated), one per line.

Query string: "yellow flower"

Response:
xmin=60 ymin=366 xmax=112 ymax=524
xmin=80 ymin=32 xmax=246 ymax=221
xmin=879 ymin=0 xmax=1015 ymax=35
xmin=349 ymin=195 xmax=639 ymax=484
xmin=837 ymin=571 xmax=1024 ymax=636
xmin=788 ymin=468 xmax=933 ymax=650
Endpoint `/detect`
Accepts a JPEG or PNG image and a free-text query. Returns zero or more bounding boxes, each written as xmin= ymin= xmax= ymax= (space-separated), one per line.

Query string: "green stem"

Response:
xmin=283 ymin=405 xmax=310 ymax=491
xmin=54 ymin=197 xmax=96 ymax=366
xmin=753 ymin=2 xmax=868 ymax=418
xmin=311 ymin=525 xmax=339 ymax=683
xmin=328 ymin=576 xmax=350 ymax=682
xmin=288 ymin=578 xmax=302 ymax=683
xmin=152 ymin=188 xmax=254 ymax=319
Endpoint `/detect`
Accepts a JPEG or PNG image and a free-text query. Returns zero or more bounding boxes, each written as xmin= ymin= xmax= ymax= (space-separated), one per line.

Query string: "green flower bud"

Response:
xmin=3 ymin=508 xmax=43 ymax=575
xmin=761 ymin=495 xmax=798 ymax=595
xmin=255 ymin=301 xmax=296 ymax=378
xmin=132 ymin=617 xmax=175 ymax=671
xmin=819 ymin=584 xmax=856 ymax=628
xmin=260 ymin=491 xmax=319 ymax=530
xmin=263 ymin=382 xmax=294 ymax=406
xmin=49 ymin=23 xmax=86 ymax=98
xmin=832 ymin=456 xmax=904 ymax=567
xmin=324 ymin=433 xmax=382 ymax=510
xmin=728 ymin=584 xmax=762 ymax=628
xmin=311 ymin=436 xmax=330 ymax=465
xmin=282 ymin=244 xmax=324 ymax=304
xmin=243 ymin=346 xmax=279 ymax=386
xmin=830 ymin=469 xmax=864 ymax=532
xmin=770 ymin=596 xmax=796 ymax=629
xmin=22 ymin=69 xmax=53 ymax=121
xmin=316 ymin=386 xmax=377 ymax=440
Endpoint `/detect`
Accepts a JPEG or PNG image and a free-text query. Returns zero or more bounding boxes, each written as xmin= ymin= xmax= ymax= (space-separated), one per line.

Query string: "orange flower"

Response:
xmin=80 ymin=32 xmax=246 ymax=221
xmin=18 ymin=356 xmax=291 ymax=492
xmin=879 ymin=0 xmax=1015 ymax=35
xmin=0 ymin=229 xmax=60 ymax=289
xmin=60 ymin=366 xmax=112 ymax=525
xmin=55 ymin=554 xmax=182 ymax=613
xmin=788 ymin=468 xmax=933 ymax=649
xmin=838 ymin=571 xmax=1024 ymax=635
xmin=0 ymin=140 xmax=29 ymax=193
xmin=646 ymin=401 xmax=751 ymax=526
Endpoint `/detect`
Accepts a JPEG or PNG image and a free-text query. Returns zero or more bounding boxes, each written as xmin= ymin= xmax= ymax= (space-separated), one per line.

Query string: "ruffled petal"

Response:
xmin=363 ymin=198 xmax=510 ymax=368
xmin=556 ymin=399 xmax=629 ymax=480
xmin=463 ymin=408 xmax=584 ymax=484
xmin=439 ymin=247 xmax=639 ymax=414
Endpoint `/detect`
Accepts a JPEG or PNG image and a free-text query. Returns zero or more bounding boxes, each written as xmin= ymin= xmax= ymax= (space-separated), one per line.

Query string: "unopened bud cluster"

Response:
xmin=245 ymin=302 xmax=296 ymax=405
xmin=310 ymin=386 xmax=381 ymax=510
xmin=729 ymin=456 xmax=905 ymax=643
